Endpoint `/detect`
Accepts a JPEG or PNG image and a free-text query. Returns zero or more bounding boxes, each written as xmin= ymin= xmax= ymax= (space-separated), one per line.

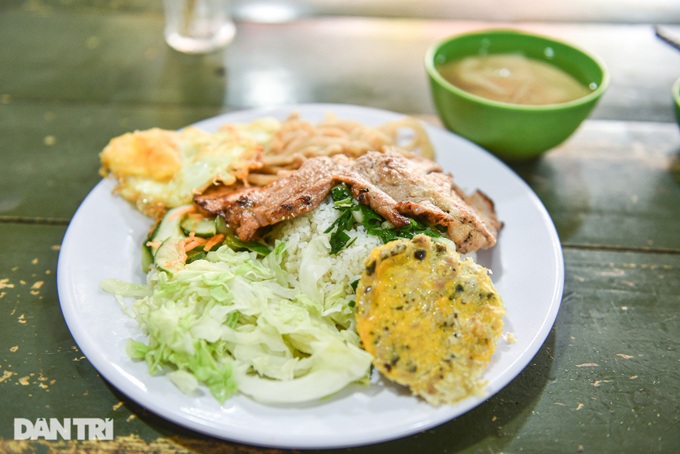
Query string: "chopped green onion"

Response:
xmin=324 ymin=184 xmax=444 ymax=254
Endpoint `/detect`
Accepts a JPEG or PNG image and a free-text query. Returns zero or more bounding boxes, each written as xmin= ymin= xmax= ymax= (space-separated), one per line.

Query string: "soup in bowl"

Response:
xmin=425 ymin=29 xmax=609 ymax=160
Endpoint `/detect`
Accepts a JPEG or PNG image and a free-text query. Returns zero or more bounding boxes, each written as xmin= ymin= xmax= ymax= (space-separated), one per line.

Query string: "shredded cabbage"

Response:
xmin=101 ymin=241 xmax=372 ymax=404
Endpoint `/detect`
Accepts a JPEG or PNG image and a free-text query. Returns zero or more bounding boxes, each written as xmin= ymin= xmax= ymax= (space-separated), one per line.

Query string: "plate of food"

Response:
xmin=57 ymin=103 xmax=563 ymax=449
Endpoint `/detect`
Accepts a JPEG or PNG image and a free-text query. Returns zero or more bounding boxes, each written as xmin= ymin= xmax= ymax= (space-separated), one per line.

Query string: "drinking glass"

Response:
xmin=163 ymin=0 xmax=236 ymax=54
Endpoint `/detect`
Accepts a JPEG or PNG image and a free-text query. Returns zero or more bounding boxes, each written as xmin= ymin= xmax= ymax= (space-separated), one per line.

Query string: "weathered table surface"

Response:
xmin=1 ymin=1 xmax=679 ymax=452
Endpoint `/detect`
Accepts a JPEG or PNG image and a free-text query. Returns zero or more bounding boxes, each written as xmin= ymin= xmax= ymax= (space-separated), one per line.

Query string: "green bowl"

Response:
xmin=425 ymin=29 xmax=609 ymax=160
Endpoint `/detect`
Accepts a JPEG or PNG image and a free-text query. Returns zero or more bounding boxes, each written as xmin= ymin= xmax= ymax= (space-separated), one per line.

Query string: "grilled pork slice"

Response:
xmin=195 ymin=151 xmax=501 ymax=253
xmin=197 ymin=156 xmax=337 ymax=242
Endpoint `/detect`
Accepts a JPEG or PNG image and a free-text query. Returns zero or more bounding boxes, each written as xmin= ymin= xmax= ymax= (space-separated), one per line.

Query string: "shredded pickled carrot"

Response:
xmin=146 ymin=240 xmax=162 ymax=249
xmin=203 ymin=234 xmax=225 ymax=251
xmin=168 ymin=205 xmax=196 ymax=221
xmin=181 ymin=234 xmax=207 ymax=252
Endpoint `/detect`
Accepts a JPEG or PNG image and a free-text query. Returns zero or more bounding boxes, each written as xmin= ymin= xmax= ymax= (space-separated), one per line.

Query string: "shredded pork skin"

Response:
xmin=195 ymin=151 xmax=501 ymax=254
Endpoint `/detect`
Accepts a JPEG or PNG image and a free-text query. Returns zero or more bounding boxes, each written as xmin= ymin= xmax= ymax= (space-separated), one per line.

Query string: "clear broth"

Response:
xmin=437 ymin=53 xmax=591 ymax=105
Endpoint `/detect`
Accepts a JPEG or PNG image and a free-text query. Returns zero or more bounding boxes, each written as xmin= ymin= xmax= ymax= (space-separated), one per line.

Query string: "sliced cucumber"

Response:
xmin=181 ymin=216 xmax=217 ymax=238
xmin=148 ymin=205 xmax=190 ymax=254
xmin=214 ymin=215 xmax=230 ymax=235
xmin=144 ymin=205 xmax=195 ymax=273
xmin=141 ymin=242 xmax=154 ymax=272
xmin=146 ymin=208 xmax=273 ymax=275
xmin=154 ymin=237 xmax=186 ymax=274
xmin=186 ymin=247 xmax=208 ymax=264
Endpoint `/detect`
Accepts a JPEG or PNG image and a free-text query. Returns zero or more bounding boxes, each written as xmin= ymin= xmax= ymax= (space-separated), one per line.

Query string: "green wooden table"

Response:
xmin=1 ymin=1 xmax=679 ymax=452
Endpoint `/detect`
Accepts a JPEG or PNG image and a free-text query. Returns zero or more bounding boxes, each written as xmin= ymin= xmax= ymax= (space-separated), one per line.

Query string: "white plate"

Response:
xmin=57 ymin=103 xmax=563 ymax=449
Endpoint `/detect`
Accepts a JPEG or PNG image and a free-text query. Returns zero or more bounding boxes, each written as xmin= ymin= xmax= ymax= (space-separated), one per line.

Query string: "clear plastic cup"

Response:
xmin=163 ymin=0 xmax=236 ymax=54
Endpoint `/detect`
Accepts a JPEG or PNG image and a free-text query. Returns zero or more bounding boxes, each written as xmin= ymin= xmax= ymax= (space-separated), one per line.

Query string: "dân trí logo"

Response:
xmin=14 ymin=418 xmax=114 ymax=440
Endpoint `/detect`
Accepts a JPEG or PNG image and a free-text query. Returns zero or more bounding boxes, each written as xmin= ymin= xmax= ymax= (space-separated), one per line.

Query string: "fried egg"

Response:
xmin=99 ymin=118 xmax=280 ymax=217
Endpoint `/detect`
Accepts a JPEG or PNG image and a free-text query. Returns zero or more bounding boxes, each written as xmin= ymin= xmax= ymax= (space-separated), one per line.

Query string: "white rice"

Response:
xmin=272 ymin=196 xmax=382 ymax=300
xmin=270 ymin=196 xmax=475 ymax=306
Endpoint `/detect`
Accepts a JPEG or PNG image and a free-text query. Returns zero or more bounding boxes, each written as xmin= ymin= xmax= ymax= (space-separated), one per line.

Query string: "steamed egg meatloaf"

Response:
xmin=355 ymin=235 xmax=505 ymax=405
